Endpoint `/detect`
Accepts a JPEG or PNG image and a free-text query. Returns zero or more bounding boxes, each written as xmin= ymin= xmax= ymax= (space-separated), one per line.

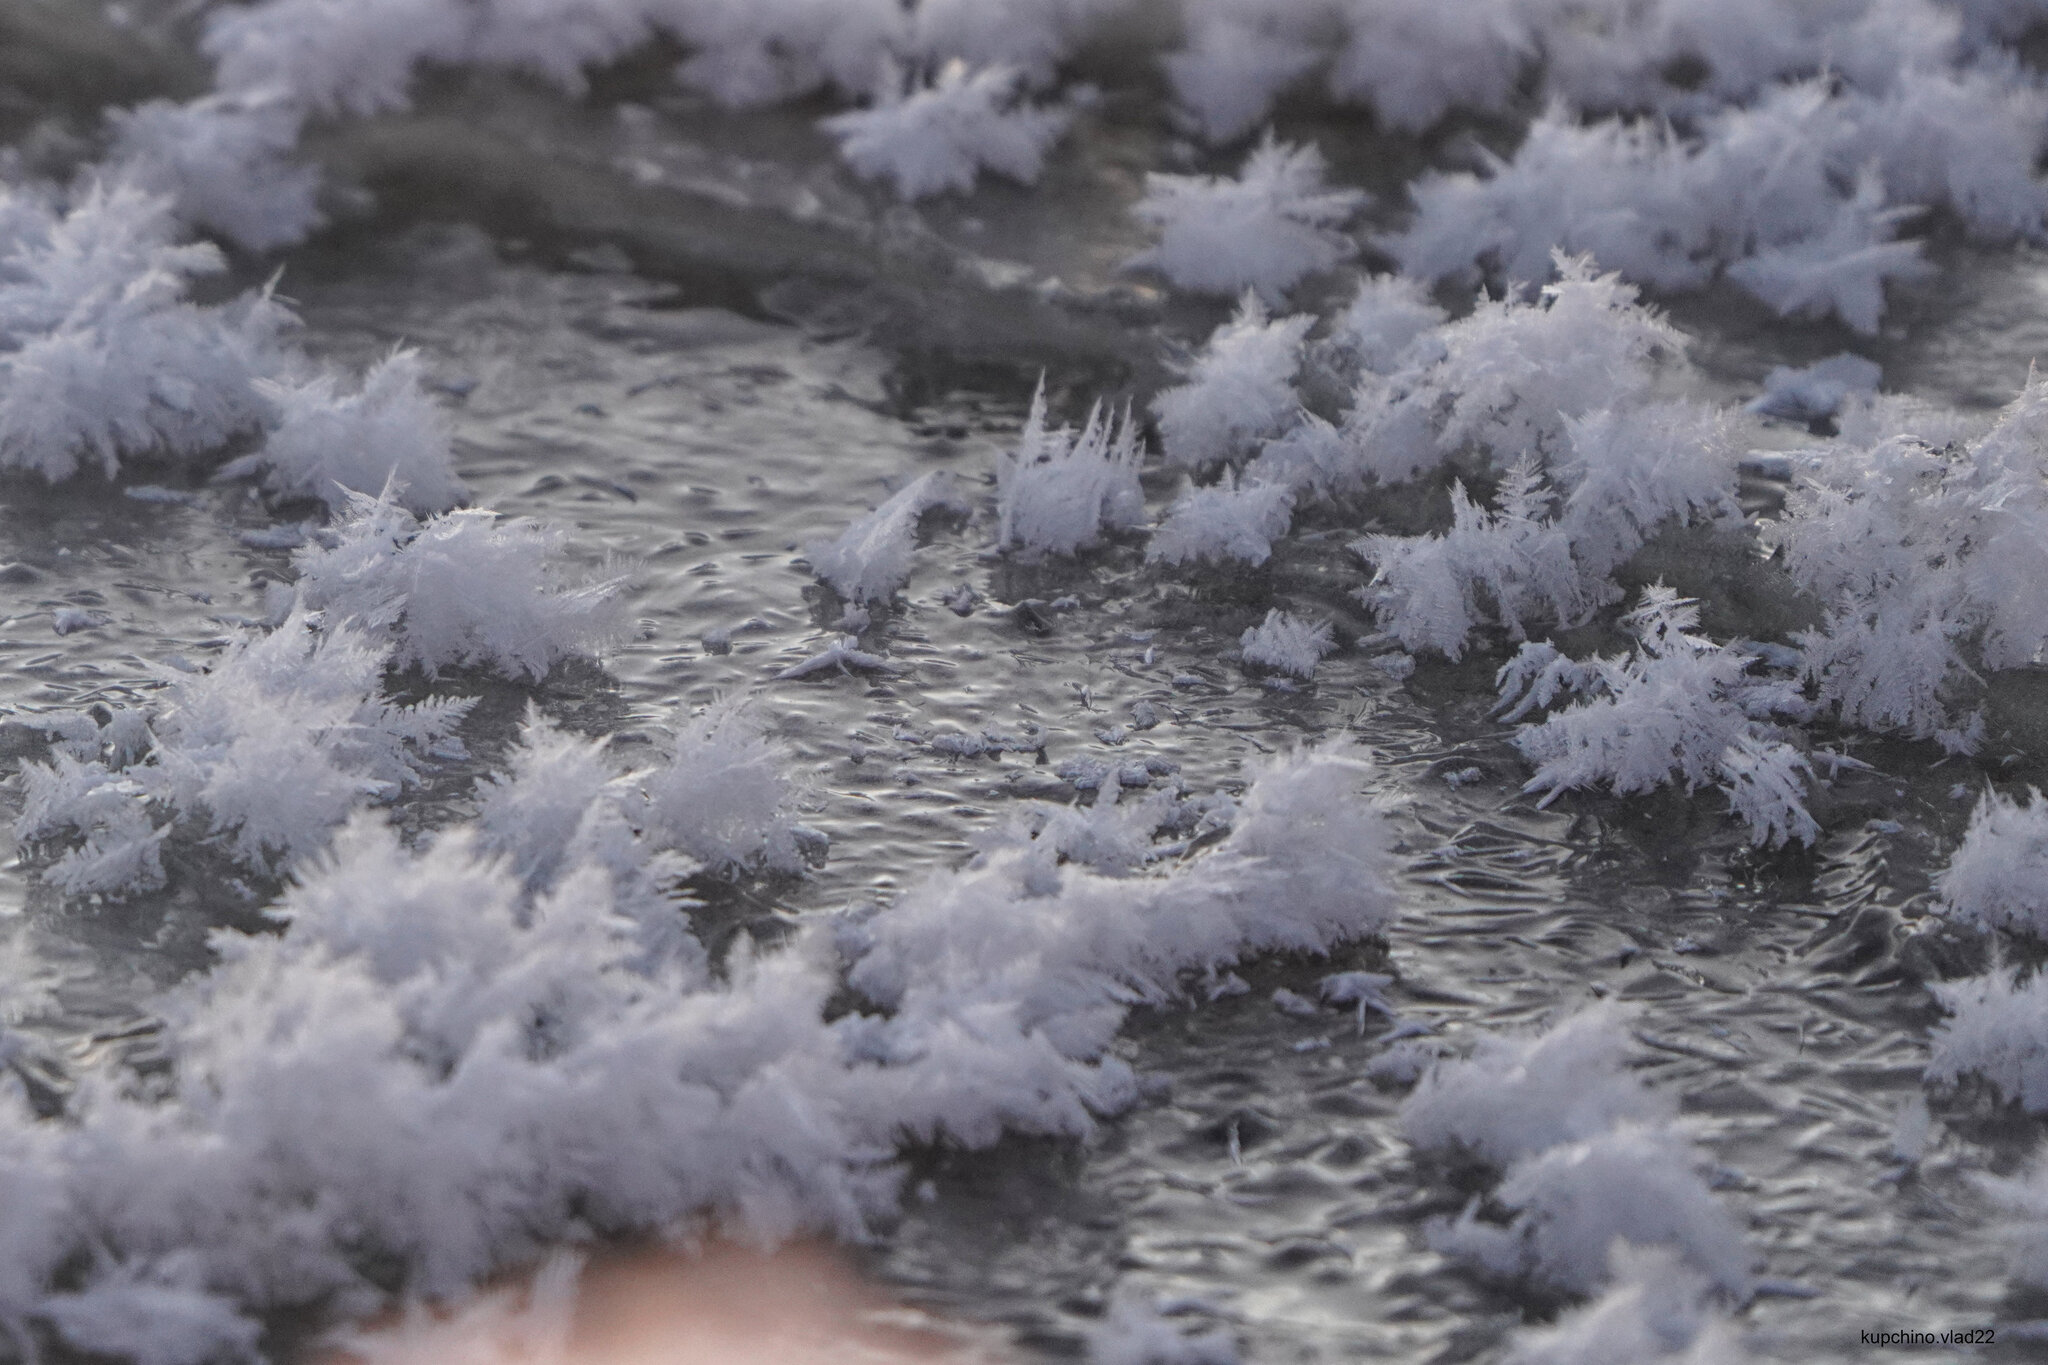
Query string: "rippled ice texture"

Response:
xmin=12 ymin=1 xmax=2048 ymax=1363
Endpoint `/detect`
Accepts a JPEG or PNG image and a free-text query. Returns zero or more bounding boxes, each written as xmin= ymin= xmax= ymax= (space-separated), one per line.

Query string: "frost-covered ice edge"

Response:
xmin=15 ymin=0 xmax=2048 ymax=1361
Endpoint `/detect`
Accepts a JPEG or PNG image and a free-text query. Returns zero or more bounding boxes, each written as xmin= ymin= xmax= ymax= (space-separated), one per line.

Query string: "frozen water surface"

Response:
xmin=11 ymin=1 xmax=2048 ymax=1361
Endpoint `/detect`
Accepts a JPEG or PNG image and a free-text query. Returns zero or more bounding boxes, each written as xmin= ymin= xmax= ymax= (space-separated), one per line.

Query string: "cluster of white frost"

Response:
xmin=226 ymin=349 xmax=468 ymax=515
xmin=1769 ymin=376 xmax=2048 ymax=753
xmin=1152 ymin=294 xmax=1311 ymax=472
xmin=1342 ymin=261 xmax=1737 ymax=660
xmin=1926 ymin=790 xmax=2048 ymax=1129
xmin=1147 ymin=472 xmax=1294 ymax=569
xmin=1356 ymin=465 xmax=1588 ymax=661
xmin=1401 ymin=1004 xmax=1753 ymax=1301
xmin=0 ymin=181 xmax=482 ymax=509
xmin=995 ymin=385 xmax=1146 ymax=558
xmin=1936 ymin=788 xmax=2048 ymax=937
xmin=106 ymin=89 xmax=325 ymax=252
xmin=1325 ymin=273 xmax=1447 ymax=376
xmin=0 ymin=185 xmax=292 ymax=481
xmin=843 ymin=742 xmax=1395 ymax=1143
xmin=643 ymin=697 xmax=813 ymax=875
xmin=0 ymin=738 xmax=1391 ymax=1359
xmin=822 ymin=61 xmax=1070 ymax=200
xmin=16 ymin=613 xmax=472 ymax=896
xmin=293 ymin=489 xmax=627 ymax=680
xmin=805 ymin=469 xmax=972 ymax=603
xmin=1199 ymin=254 xmax=1690 ymax=558
xmin=1497 ymin=587 xmax=1817 ymax=847
xmin=1239 ymin=609 xmax=1334 ymax=680
xmin=1928 ymin=967 xmax=2048 ymax=1113
xmin=1499 ymin=1244 xmax=1746 ymax=1365
xmin=1126 ymin=136 xmax=1367 ymax=301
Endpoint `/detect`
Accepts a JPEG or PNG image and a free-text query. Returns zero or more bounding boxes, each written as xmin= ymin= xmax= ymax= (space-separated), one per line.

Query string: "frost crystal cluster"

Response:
xmin=1127 ymin=135 xmax=1367 ymax=301
xmin=2 ymin=735 xmax=1394 ymax=1357
xmin=822 ymin=61 xmax=1070 ymax=200
xmin=18 ymin=0 xmax=2048 ymax=1354
xmin=996 ymin=385 xmax=1146 ymax=558
xmin=1401 ymin=1005 xmax=1753 ymax=1299
xmin=0 ymin=186 xmax=292 ymax=481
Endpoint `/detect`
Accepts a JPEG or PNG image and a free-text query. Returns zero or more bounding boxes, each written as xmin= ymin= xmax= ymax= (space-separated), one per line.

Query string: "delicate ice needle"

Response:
xmin=774 ymin=636 xmax=898 ymax=680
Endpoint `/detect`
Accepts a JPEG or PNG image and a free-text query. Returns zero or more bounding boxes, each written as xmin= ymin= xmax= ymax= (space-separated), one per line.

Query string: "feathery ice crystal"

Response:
xmin=1772 ymin=373 xmax=2048 ymax=751
xmin=1292 ymin=255 xmax=1686 ymax=497
xmin=1403 ymin=1005 xmax=1752 ymax=1298
xmin=1401 ymin=1003 xmax=1670 ymax=1169
xmin=1929 ymin=967 xmax=2048 ymax=1113
xmin=1497 ymin=587 xmax=1818 ymax=848
xmin=806 ymin=469 xmax=972 ymax=603
xmin=1147 ymin=471 xmax=1295 ymax=568
xmin=226 ymin=348 xmax=467 ymax=515
xmin=1326 ymin=272 xmax=1448 ymax=376
xmin=1499 ymin=1244 xmax=1745 ymax=1365
xmin=106 ymin=89 xmax=324 ymax=251
xmin=1127 ymin=134 xmax=1367 ymax=301
xmin=1355 ymin=464 xmax=1589 ymax=662
xmin=293 ymin=489 xmax=626 ymax=680
xmin=1936 ymin=788 xmax=2048 ymax=937
xmin=17 ymin=611 xmax=472 ymax=895
xmin=1152 ymin=293 xmax=1311 ymax=472
xmin=0 ymin=185 xmax=292 ymax=481
xmin=996 ymin=384 xmax=1146 ymax=558
xmin=1239 ymin=609 xmax=1335 ymax=680
xmin=821 ymin=61 xmax=1070 ymax=200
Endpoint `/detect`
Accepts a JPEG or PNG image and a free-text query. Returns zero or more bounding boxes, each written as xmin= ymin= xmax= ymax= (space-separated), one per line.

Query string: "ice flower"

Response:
xmin=105 ymin=90 xmax=322 ymax=251
xmin=1500 ymin=1244 xmax=1747 ymax=1365
xmin=1772 ymin=373 xmax=2048 ymax=749
xmin=1326 ymin=273 xmax=1447 ymax=375
xmin=1328 ymin=0 xmax=1530 ymax=132
xmin=1498 ymin=586 xmax=1818 ymax=846
xmin=1239 ymin=609 xmax=1335 ymax=679
xmin=1936 ymin=788 xmax=2048 ymax=937
xmin=1164 ymin=3 xmax=1324 ymax=146
xmin=638 ymin=697 xmax=808 ymax=876
xmin=822 ymin=61 xmax=1070 ymax=200
xmin=805 ymin=469 xmax=971 ymax=603
xmin=293 ymin=488 xmax=626 ymax=680
xmin=1725 ymin=170 xmax=1934 ymax=335
xmin=1151 ymin=292 xmax=1311 ymax=472
xmin=228 ymin=348 xmax=467 ymax=515
xmin=1355 ymin=463 xmax=1590 ymax=661
xmin=1405 ymin=1007 xmax=1751 ymax=1299
xmin=1431 ymin=1124 xmax=1752 ymax=1297
xmin=15 ymin=612 xmax=472 ymax=895
xmin=1928 ymin=967 xmax=2048 ymax=1112
xmin=996 ymin=384 xmax=1146 ymax=558
xmin=0 ymin=184 xmax=292 ymax=481
xmin=1747 ymin=353 xmax=1882 ymax=423
xmin=1127 ymin=133 xmax=1367 ymax=301
xmin=1147 ymin=471 xmax=1294 ymax=567
xmin=1401 ymin=1005 xmax=1669 ymax=1169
